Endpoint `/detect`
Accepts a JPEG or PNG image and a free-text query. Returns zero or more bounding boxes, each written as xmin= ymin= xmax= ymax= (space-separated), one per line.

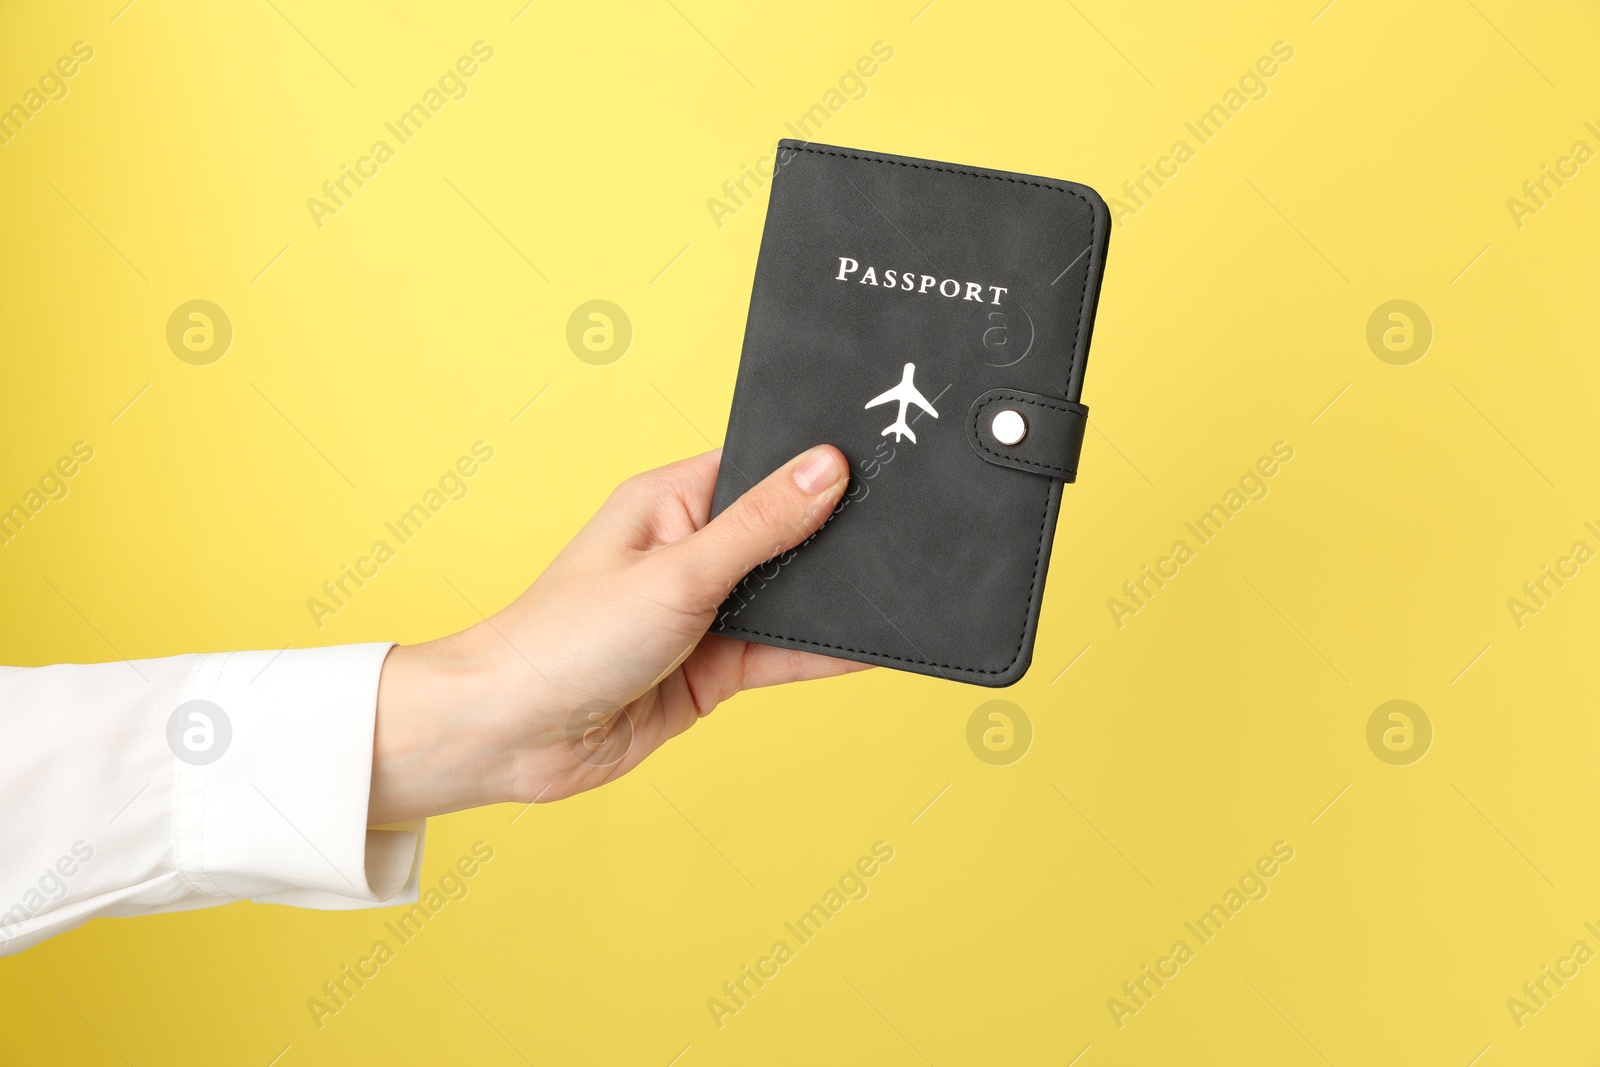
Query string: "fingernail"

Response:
xmin=793 ymin=447 xmax=843 ymax=494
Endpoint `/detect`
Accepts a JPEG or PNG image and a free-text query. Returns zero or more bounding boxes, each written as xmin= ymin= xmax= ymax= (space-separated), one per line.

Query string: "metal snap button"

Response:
xmin=991 ymin=409 xmax=1027 ymax=446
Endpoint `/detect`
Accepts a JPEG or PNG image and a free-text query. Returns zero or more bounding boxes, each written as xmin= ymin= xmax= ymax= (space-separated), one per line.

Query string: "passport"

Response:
xmin=710 ymin=140 xmax=1111 ymax=686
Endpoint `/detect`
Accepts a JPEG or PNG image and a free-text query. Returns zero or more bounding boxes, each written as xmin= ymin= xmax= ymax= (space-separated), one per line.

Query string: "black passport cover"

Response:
xmin=710 ymin=140 xmax=1110 ymax=686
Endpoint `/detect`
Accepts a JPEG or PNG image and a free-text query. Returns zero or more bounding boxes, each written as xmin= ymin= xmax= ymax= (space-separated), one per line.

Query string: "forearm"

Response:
xmin=1 ymin=645 xmax=418 ymax=955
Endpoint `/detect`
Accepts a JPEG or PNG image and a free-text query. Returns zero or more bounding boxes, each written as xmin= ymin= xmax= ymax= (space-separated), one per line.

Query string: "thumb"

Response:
xmin=664 ymin=445 xmax=849 ymax=612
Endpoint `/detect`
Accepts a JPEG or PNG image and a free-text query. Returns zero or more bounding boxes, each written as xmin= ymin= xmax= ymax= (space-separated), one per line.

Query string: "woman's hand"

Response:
xmin=367 ymin=445 xmax=865 ymax=824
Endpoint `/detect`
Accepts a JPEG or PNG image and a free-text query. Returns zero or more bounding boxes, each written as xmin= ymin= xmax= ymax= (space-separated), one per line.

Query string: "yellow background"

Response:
xmin=2 ymin=0 xmax=1598 ymax=1063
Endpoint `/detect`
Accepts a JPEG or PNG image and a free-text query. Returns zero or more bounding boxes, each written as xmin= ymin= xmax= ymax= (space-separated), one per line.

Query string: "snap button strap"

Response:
xmin=966 ymin=388 xmax=1088 ymax=482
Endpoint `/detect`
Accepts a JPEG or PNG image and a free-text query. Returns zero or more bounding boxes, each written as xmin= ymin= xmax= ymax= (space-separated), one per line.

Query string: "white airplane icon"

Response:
xmin=864 ymin=362 xmax=939 ymax=443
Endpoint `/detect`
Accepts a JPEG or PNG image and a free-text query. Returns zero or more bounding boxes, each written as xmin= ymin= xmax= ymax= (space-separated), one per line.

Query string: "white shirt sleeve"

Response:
xmin=0 ymin=642 xmax=424 ymax=956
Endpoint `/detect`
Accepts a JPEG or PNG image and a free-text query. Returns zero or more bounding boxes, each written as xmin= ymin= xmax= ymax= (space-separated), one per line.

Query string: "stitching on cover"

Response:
xmin=789 ymin=144 xmax=1095 ymax=205
xmin=717 ymin=145 xmax=1099 ymax=675
xmin=971 ymin=393 xmax=1083 ymax=476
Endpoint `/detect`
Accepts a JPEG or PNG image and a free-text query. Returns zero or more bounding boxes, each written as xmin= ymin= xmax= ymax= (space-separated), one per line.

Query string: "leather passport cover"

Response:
xmin=709 ymin=139 xmax=1110 ymax=686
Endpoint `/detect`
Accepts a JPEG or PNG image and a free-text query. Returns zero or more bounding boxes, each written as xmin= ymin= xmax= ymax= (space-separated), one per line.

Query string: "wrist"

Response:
xmin=369 ymin=631 xmax=519 ymax=824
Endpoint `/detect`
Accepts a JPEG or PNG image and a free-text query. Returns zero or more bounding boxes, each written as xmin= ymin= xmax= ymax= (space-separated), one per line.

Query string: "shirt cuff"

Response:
xmin=172 ymin=643 xmax=424 ymax=908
